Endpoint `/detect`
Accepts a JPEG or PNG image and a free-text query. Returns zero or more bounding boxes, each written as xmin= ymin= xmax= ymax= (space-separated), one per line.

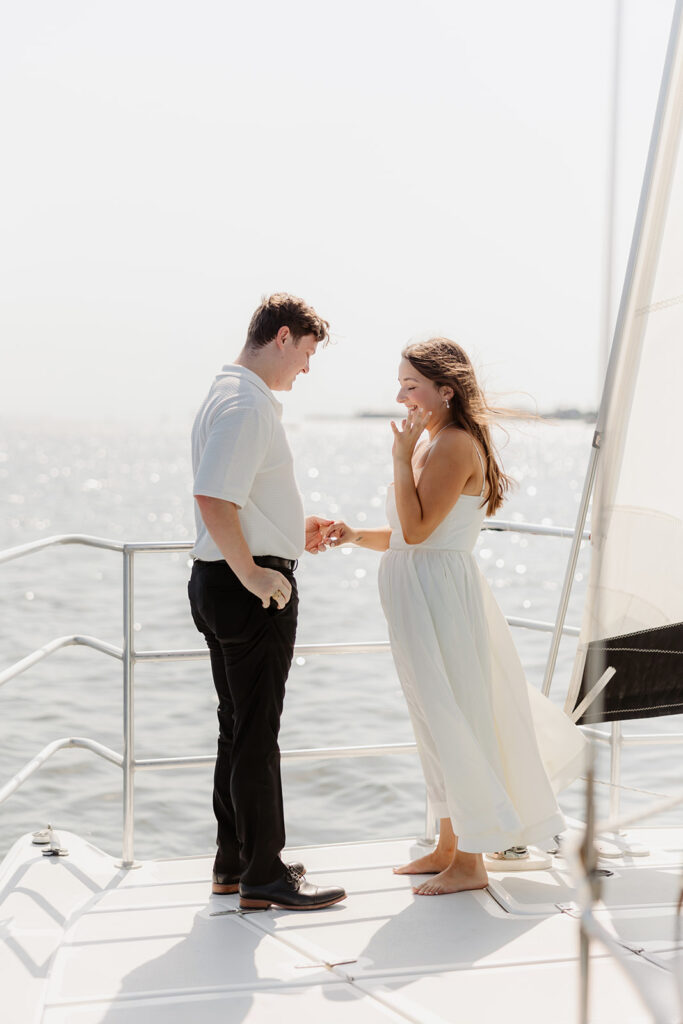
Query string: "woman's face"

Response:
xmin=396 ymin=357 xmax=441 ymax=414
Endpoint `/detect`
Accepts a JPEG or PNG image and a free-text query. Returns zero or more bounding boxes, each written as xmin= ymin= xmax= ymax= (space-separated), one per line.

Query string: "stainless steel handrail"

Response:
xmin=0 ymin=626 xmax=583 ymax=685
xmin=0 ymin=534 xmax=127 ymax=564
xmin=483 ymin=519 xmax=590 ymax=540
xmin=134 ymin=742 xmax=419 ymax=772
xmin=582 ymin=726 xmax=683 ymax=746
xmin=133 ymin=641 xmax=394 ymax=663
xmin=0 ymin=523 xmax=589 ymax=866
xmin=1 ymin=626 xmax=582 ymax=683
xmin=0 ymin=521 xmax=590 ymax=565
xmin=0 ymin=737 xmax=123 ymax=806
xmin=0 ymin=635 xmax=123 ymax=689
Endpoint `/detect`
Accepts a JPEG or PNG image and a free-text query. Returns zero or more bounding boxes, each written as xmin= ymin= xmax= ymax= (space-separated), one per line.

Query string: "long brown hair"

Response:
xmin=402 ymin=337 xmax=514 ymax=515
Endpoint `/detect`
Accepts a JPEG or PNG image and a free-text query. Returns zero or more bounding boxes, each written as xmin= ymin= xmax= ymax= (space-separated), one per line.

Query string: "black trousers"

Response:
xmin=188 ymin=558 xmax=298 ymax=885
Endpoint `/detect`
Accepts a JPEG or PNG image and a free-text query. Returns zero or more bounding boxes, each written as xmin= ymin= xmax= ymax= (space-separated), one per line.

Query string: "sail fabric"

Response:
xmin=568 ymin=13 xmax=683 ymax=722
xmin=574 ymin=623 xmax=683 ymax=724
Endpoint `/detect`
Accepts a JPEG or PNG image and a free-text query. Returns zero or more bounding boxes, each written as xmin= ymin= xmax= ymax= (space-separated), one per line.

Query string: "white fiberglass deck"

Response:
xmin=2 ymin=828 xmax=682 ymax=1024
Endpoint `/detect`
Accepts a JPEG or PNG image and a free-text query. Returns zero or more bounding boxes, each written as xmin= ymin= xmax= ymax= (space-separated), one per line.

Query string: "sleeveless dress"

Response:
xmin=377 ymin=445 xmax=586 ymax=853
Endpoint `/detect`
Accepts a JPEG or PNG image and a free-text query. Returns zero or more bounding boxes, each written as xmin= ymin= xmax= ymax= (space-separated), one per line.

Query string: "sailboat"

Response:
xmin=1 ymin=2 xmax=683 ymax=1021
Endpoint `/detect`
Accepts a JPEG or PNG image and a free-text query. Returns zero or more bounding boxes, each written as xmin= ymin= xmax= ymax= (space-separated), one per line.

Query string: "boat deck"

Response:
xmin=2 ymin=827 xmax=682 ymax=1023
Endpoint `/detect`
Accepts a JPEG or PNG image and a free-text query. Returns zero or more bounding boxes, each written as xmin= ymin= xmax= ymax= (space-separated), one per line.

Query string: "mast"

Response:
xmin=542 ymin=1 xmax=623 ymax=699
xmin=542 ymin=0 xmax=683 ymax=701
xmin=572 ymin=5 xmax=683 ymax=1017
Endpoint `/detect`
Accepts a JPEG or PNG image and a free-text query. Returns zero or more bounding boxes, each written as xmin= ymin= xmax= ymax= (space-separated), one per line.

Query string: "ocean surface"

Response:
xmin=0 ymin=416 xmax=680 ymax=864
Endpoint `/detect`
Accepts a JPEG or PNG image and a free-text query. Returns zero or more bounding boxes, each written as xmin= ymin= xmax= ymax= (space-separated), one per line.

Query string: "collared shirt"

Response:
xmin=191 ymin=364 xmax=305 ymax=561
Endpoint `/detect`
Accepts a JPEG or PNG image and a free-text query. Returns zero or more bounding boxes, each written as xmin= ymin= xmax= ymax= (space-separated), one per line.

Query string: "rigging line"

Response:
xmin=586 ymin=646 xmax=683 ymax=654
xmin=584 ymin=621 xmax=683 ymax=642
xmin=635 ymin=290 xmax=683 ymax=315
xmin=591 ymin=702 xmax=683 ymax=716
xmin=589 ymin=647 xmax=683 ymax=655
xmin=583 ymin=775 xmax=673 ymax=801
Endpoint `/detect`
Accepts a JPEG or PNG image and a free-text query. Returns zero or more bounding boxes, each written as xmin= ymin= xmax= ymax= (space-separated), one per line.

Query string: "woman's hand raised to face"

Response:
xmin=391 ymin=408 xmax=432 ymax=463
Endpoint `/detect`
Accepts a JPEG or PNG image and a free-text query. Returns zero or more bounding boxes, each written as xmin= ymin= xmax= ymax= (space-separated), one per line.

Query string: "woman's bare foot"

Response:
xmin=393 ymin=849 xmax=454 ymax=875
xmin=412 ymin=860 xmax=488 ymax=895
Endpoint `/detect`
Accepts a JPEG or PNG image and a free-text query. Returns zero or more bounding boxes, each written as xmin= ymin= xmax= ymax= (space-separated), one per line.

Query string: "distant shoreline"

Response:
xmin=352 ymin=408 xmax=598 ymax=423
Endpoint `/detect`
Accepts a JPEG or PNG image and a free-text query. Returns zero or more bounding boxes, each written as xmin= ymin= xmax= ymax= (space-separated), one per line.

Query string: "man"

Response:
xmin=188 ymin=293 xmax=346 ymax=911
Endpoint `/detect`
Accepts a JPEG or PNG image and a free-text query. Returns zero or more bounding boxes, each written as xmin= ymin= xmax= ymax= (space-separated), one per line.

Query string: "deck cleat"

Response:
xmin=33 ymin=825 xmax=69 ymax=857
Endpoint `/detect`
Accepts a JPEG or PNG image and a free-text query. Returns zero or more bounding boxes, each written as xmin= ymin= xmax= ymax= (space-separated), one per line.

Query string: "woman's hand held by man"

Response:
xmin=321 ymin=521 xmax=359 ymax=547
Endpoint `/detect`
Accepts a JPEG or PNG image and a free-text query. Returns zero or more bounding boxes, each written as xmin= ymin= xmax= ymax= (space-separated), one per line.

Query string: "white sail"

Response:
xmin=567 ymin=1 xmax=683 ymax=718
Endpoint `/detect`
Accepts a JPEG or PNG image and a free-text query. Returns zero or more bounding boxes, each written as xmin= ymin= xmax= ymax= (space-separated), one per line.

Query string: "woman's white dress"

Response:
xmin=378 ymin=468 xmax=586 ymax=854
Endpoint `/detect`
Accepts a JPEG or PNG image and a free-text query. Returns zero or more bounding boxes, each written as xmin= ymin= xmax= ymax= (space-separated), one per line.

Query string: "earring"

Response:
xmin=444 ymin=399 xmax=450 ymax=409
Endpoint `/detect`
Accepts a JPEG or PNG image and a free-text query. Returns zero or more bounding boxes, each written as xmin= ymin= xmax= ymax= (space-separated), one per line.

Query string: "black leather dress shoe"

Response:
xmin=239 ymin=865 xmax=346 ymax=910
xmin=212 ymin=861 xmax=306 ymax=895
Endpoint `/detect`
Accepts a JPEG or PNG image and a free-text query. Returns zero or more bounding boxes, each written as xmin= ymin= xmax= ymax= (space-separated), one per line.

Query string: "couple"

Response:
xmin=188 ymin=292 xmax=585 ymax=911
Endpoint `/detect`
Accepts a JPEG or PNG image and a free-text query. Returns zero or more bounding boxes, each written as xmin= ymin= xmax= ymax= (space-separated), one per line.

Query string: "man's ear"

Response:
xmin=275 ymin=325 xmax=290 ymax=350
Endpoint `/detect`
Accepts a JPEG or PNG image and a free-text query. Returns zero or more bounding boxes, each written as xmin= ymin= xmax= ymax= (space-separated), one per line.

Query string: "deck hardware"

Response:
xmin=557 ymin=902 xmax=581 ymax=916
xmin=209 ymin=907 xmax=268 ymax=917
xmin=294 ymin=959 xmax=358 ymax=969
xmin=543 ymin=835 xmax=562 ymax=855
xmin=32 ymin=825 xmax=69 ymax=856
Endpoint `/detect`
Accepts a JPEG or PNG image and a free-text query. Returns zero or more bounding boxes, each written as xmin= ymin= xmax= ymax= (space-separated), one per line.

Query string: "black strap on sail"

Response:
xmin=573 ymin=621 xmax=683 ymax=724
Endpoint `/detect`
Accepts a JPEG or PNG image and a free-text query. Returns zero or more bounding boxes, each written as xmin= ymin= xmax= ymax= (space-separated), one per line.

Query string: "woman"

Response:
xmin=324 ymin=338 xmax=585 ymax=895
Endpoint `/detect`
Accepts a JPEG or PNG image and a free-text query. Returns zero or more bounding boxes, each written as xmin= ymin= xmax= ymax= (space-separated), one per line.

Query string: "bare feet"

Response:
xmin=393 ymin=849 xmax=455 ymax=875
xmin=413 ymin=861 xmax=488 ymax=895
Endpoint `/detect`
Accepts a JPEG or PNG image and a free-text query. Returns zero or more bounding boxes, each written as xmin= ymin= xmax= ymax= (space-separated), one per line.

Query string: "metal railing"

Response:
xmin=0 ymin=521 xmax=662 ymax=866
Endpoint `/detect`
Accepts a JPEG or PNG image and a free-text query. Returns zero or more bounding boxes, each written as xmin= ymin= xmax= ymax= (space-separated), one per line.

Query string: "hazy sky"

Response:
xmin=1 ymin=0 xmax=676 ymax=424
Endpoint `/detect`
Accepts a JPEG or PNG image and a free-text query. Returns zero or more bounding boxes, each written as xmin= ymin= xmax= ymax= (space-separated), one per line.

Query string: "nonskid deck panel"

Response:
xmin=1 ymin=830 xmax=682 ymax=1023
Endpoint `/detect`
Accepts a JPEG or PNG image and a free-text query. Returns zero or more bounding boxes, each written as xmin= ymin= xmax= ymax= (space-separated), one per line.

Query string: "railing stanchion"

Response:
xmin=421 ymin=795 xmax=436 ymax=846
xmin=541 ymin=438 xmax=600 ymax=698
xmin=121 ymin=548 xmax=136 ymax=867
xmin=609 ymin=720 xmax=623 ymax=825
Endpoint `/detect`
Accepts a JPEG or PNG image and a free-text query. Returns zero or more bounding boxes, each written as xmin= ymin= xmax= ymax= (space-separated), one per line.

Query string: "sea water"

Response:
xmin=0 ymin=416 xmax=679 ymax=862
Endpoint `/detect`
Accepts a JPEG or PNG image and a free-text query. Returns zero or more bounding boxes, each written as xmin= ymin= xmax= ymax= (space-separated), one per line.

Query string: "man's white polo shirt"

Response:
xmin=191 ymin=364 xmax=305 ymax=561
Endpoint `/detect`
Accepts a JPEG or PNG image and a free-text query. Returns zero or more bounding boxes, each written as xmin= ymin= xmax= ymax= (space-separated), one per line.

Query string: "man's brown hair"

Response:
xmin=246 ymin=293 xmax=330 ymax=349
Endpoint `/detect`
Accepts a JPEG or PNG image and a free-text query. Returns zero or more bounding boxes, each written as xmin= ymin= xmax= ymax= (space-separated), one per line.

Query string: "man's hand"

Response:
xmin=243 ymin=565 xmax=292 ymax=609
xmin=305 ymin=515 xmax=334 ymax=554
xmin=194 ymin=495 xmax=293 ymax=607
